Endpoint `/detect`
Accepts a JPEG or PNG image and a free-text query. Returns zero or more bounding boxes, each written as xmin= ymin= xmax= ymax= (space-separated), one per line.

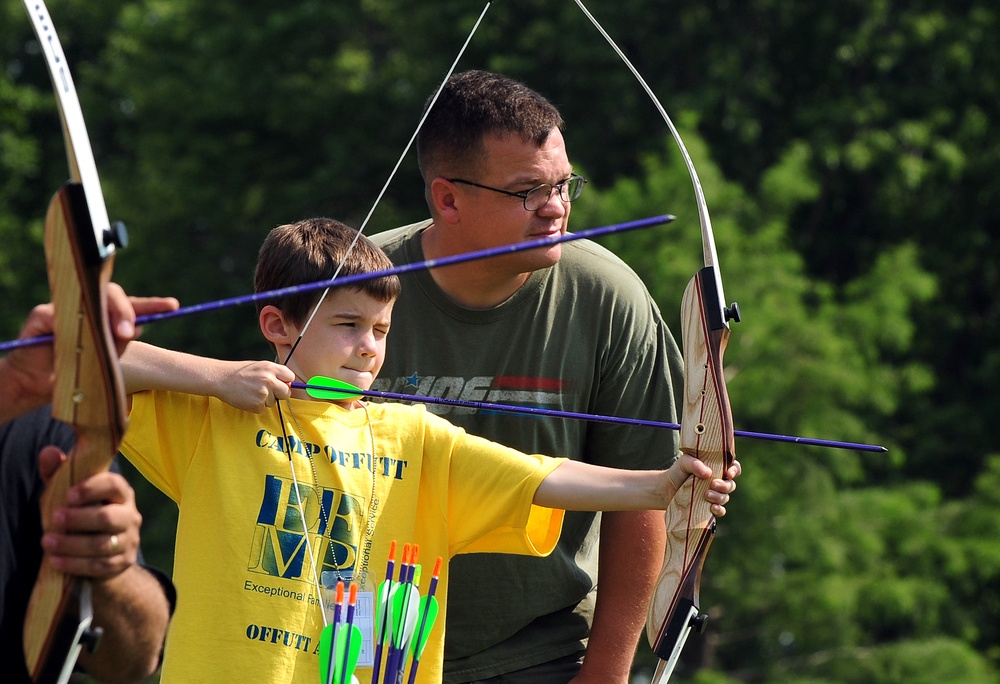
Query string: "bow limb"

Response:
xmin=638 ymin=78 xmax=740 ymax=684
xmin=570 ymin=2 xmax=741 ymax=679
xmin=642 ymin=84 xmax=738 ymax=680
xmin=21 ymin=1 xmax=128 ymax=681
xmin=638 ymin=70 xmax=740 ymax=684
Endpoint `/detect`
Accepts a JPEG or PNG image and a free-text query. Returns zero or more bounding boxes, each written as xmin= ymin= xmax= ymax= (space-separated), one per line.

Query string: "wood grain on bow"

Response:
xmin=20 ymin=1 xmax=128 ymax=681
xmin=645 ymin=255 xmax=738 ymax=682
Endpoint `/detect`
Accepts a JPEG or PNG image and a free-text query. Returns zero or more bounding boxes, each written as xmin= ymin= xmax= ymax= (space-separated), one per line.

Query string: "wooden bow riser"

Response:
xmin=646 ymin=267 xmax=736 ymax=675
xmin=23 ymin=183 xmax=126 ymax=683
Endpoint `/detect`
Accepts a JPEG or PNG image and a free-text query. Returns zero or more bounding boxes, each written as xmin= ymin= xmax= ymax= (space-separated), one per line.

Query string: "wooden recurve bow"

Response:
xmin=20 ymin=2 xmax=129 ymax=682
xmin=645 ymin=216 xmax=739 ymax=681
xmin=568 ymin=4 xmax=742 ymax=679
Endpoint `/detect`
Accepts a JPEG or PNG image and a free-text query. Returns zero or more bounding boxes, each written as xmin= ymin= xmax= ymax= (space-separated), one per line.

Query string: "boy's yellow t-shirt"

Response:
xmin=121 ymin=391 xmax=564 ymax=683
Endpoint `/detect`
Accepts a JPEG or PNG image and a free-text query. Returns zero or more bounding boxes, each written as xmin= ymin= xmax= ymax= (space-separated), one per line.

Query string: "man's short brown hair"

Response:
xmin=416 ymin=70 xmax=564 ymax=180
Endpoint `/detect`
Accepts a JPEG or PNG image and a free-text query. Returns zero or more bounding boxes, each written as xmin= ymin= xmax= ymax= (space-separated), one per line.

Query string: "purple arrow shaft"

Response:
xmin=0 ymin=215 xmax=671 ymax=352
xmin=293 ymin=383 xmax=888 ymax=453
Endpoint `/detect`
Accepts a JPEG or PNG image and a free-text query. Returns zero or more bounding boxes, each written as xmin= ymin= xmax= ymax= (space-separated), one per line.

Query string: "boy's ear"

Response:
xmin=260 ymin=305 xmax=295 ymax=346
xmin=429 ymin=177 xmax=462 ymax=225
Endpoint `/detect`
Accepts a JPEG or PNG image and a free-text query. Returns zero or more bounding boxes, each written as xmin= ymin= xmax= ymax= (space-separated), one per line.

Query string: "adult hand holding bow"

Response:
xmin=34 ymin=441 xmax=166 ymax=684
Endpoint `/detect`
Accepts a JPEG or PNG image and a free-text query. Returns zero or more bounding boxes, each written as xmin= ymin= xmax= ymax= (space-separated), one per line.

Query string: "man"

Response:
xmin=0 ymin=286 xmax=178 ymax=683
xmin=371 ymin=70 xmax=689 ymax=683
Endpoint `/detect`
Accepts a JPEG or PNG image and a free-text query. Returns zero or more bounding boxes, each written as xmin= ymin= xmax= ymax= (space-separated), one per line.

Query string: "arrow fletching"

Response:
xmin=390 ymin=581 xmax=420 ymax=649
xmin=337 ymin=584 xmax=362 ymax=684
xmin=319 ymin=581 xmax=345 ymax=684
xmin=306 ymin=375 xmax=364 ymax=401
xmin=409 ymin=595 xmax=439 ymax=659
xmin=406 ymin=557 xmax=443 ymax=684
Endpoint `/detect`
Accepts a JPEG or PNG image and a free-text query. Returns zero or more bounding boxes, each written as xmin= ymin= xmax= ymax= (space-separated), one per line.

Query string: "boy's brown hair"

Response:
xmin=253 ymin=217 xmax=401 ymax=327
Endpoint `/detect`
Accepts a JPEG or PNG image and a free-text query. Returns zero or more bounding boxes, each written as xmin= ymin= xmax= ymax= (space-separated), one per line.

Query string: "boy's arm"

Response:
xmin=121 ymin=341 xmax=293 ymax=412
xmin=533 ymin=455 xmax=739 ymax=514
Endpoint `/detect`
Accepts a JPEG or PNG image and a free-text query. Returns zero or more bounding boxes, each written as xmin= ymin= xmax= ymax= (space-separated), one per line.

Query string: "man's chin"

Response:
xmin=523 ymin=244 xmax=562 ymax=269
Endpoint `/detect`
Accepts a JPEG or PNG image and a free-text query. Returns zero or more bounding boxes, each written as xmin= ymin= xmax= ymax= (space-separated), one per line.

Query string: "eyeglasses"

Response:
xmin=447 ymin=174 xmax=587 ymax=211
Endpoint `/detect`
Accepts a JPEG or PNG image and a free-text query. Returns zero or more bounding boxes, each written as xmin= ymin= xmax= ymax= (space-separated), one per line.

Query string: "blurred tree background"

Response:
xmin=2 ymin=1 xmax=998 ymax=681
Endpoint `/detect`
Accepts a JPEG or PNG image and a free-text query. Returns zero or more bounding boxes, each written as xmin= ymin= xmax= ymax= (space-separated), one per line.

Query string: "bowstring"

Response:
xmin=284 ymin=1 xmax=495 ymax=364
xmin=276 ymin=0 xmax=495 ymax=636
xmin=274 ymin=399 xmax=330 ymax=628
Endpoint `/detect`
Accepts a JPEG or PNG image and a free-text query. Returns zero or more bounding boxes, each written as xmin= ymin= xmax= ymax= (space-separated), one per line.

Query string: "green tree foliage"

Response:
xmin=649 ymin=1 xmax=1000 ymax=495
xmin=3 ymin=1 xmax=999 ymax=681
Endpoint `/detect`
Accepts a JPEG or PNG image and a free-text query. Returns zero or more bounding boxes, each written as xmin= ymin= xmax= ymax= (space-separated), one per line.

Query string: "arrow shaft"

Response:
xmin=0 ymin=216 xmax=673 ymax=354
xmin=295 ymin=382 xmax=886 ymax=453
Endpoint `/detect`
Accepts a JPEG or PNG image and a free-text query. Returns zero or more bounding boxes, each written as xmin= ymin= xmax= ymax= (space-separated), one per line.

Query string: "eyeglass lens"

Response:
xmin=524 ymin=176 xmax=586 ymax=210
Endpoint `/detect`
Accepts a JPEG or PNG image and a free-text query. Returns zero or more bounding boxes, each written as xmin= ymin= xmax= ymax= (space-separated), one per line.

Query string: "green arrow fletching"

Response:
xmin=306 ymin=375 xmax=364 ymax=401
xmin=409 ymin=595 xmax=440 ymax=658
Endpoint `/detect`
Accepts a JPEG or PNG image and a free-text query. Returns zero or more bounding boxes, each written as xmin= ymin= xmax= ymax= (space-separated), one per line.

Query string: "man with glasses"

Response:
xmin=371 ymin=70 xmax=685 ymax=684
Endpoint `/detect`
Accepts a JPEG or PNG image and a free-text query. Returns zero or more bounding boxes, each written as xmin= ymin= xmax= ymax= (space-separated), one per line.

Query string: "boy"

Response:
xmin=120 ymin=217 xmax=738 ymax=683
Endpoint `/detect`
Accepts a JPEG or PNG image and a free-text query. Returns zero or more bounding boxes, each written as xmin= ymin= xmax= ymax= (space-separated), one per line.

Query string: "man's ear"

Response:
xmin=429 ymin=177 xmax=462 ymax=225
xmin=259 ymin=305 xmax=295 ymax=346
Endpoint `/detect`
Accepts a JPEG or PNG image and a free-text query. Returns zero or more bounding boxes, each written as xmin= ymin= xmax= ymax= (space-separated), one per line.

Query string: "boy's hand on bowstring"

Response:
xmin=215 ymin=360 xmax=294 ymax=413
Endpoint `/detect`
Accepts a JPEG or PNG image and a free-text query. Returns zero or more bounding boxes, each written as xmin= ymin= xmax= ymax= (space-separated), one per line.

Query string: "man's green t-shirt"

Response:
xmin=373 ymin=220 xmax=684 ymax=680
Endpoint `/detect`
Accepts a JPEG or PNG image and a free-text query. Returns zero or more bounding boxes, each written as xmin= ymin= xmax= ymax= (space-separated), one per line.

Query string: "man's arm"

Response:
xmin=533 ymin=456 xmax=740 ymax=682
xmin=79 ymin=565 xmax=174 ymax=683
xmin=576 ymin=510 xmax=665 ymax=683
xmin=37 ymin=446 xmax=173 ymax=682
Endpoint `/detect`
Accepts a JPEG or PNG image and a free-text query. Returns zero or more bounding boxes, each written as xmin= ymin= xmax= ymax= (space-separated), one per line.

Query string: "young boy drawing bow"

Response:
xmin=120 ymin=218 xmax=739 ymax=683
